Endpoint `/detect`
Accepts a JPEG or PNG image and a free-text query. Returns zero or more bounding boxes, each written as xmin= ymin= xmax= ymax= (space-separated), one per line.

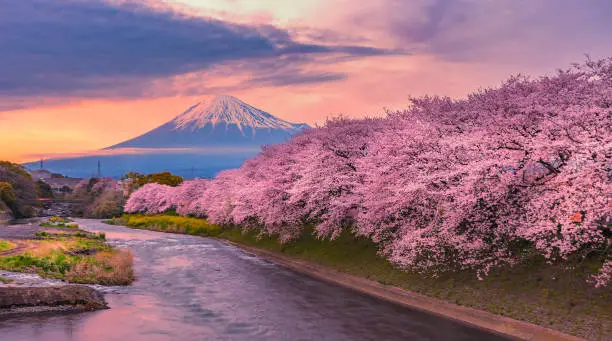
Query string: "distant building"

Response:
xmin=46 ymin=177 xmax=82 ymax=193
xmin=30 ymin=169 xmax=53 ymax=180
xmin=30 ymin=169 xmax=82 ymax=194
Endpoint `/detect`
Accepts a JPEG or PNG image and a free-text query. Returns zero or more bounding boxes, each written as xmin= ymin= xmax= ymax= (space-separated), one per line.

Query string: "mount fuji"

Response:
xmin=25 ymin=96 xmax=308 ymax=179
xmin=107 ymin=95 xmax=308 ymax=149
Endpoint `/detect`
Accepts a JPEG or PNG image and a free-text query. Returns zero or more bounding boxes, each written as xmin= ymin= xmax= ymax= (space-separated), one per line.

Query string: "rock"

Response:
xmin=0 ymin=285 xmax=108 ymax=316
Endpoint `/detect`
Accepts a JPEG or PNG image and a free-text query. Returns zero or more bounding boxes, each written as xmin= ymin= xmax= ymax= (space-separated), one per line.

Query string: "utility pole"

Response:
xmin=97 ymin=160 xmax=102 ymax=178
xmin=40 ymin=158 xmax=44 ymax=170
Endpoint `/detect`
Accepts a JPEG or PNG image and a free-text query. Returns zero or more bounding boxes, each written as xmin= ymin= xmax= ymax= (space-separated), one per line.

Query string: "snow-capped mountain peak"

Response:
xmin=105 ymin=95 xmax=308 ymax=149
xmin=171 ymin=95 xmax=305 ymax=134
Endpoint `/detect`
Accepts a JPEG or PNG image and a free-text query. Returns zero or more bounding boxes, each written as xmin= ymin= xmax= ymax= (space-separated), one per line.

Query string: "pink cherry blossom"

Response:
xmin=125 ymin=58 xmax=612 ymax=285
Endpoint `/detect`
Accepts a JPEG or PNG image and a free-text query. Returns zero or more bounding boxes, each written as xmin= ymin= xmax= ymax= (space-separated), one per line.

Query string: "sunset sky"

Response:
xmin=1 ymin=0 xmax=611 ymax=163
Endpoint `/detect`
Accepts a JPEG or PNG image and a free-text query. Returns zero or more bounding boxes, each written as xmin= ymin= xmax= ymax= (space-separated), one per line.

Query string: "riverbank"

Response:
xmin=0 ymin=218 xmax=131 ymax=317
xmin=0 ymin=217 xmax=134 ymax=285
xmin=107 ymin=214 xmax=611 ymax=341
xmin=224 ymin=240 xmax=583 ymax=341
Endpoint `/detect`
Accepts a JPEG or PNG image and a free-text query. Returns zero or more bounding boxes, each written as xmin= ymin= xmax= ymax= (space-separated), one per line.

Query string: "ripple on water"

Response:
xmin=0 ymin=270 xmax=64 ymax=287
xmin=0 ymin=219 xmax=514 ymax=341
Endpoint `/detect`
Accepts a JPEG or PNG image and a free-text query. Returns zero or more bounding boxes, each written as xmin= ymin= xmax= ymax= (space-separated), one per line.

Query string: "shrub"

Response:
xmin=0 ymin=161 xmax=37 ymax=218
xmin=122 ymin=171 xmax=183 ymax=194
xmin=35 ymin=180 xmax=53 ymax=199
xmin=0 ymin=182 xmax=16 ymax=205
xmin=65 ymin=250 xmax=134 ymax=285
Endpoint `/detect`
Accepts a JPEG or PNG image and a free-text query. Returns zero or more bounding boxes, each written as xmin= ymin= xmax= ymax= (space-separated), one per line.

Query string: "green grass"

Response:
xmin=0 ymin=252 xmax=72 ymax=278
xmin=39 ymin=216 xmax=79 ymax=229
xmin=35 ymin=230 xmax=106 ymax=241
xmin=110 ymin=214 xmax=612 ymax=340
xmin=49 ymin=216 xmax=71 ymax=223
xmin=72 ymin=236 xmax=111 ymax=251
xmin=39 ymin=222 xmax=79 ymax=228
xmin=0 ymin=239 xmax=14 ymax=252
xmin=0 ymin=248 xmax=133 ymax=285
xmin=0 ymin=229 xmax=133 ymax=285
xmin=108 ymin=214 xmax=222 ymax=237
xmin=0 ymin=276 xmax=13 ymax=284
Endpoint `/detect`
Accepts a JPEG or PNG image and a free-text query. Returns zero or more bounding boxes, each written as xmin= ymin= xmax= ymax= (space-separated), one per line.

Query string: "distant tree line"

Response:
xmin=122 ymin=171 xmax=183 ymax=195
xmin=67 ymin=171 xmax=184 ymax=219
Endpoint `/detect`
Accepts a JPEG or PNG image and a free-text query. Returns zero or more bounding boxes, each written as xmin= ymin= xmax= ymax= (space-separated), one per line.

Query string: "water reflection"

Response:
xmin=0 ymin=220 xmax=513 ymax=341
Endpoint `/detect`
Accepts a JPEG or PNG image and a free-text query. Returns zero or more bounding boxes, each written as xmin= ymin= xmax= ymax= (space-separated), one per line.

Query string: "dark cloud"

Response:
xmin=383 ymin=0 xmax=612 ymax=64
xmin=249 ymin=72 xmax=347 ymax=87
xmin=0 ymin=0 xmax=400 ymax=105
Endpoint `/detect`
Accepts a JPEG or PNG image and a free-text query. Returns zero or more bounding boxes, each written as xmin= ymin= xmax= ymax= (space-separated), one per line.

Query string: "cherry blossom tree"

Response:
xmin=592 ymin=260 xmax=612 ymax=288
xmin=124 ymin=183 xmax=175 ymax=214
xmin=171 ymin=179 xmax=210 ymax=217
xmin=286 ymin=117 xmax=386 ymax=239
xmin=124 ymin=58 xmax=611 ymax=285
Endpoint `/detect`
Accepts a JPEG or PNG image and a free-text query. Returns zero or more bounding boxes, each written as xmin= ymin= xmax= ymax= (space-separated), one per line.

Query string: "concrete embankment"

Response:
xmin=224 ymin=240 xmax=585 ymax=341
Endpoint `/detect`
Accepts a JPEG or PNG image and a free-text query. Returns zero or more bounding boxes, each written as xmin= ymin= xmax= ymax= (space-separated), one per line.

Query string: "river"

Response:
xmin=0 ymin=219 xmax=514 ymax=341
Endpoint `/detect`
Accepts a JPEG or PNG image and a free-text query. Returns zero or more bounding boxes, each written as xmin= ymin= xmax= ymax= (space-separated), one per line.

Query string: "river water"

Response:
xmin=0 ymin=219 xmax=514 ymax=341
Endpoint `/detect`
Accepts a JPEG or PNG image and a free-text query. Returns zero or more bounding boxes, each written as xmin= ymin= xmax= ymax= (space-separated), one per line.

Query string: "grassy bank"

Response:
xmin=0 ymin=220 xmax=134 ymax=285
xmin=0 ymin=240 xmax=14 ymax=252
xmin=106 ymin=214 xmax=222 ymax=236
xmin=107 ymin=214 xmax=611 ymax=340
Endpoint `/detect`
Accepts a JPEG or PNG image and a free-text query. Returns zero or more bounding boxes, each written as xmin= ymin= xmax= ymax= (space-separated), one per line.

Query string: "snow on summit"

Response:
xmin=172 ymin=95 xmax=305 ymax=134
xmin=106 ymin=95 xmax=308 ymax=149
xmin=35 ymin=96 xmax=309 ymax=178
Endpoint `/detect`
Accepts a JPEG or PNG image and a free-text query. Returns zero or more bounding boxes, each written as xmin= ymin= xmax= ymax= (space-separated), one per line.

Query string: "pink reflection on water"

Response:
xmin=78 ymin=294 xmax=175 ymax=341
xmin=155 ymin=254 xmax=193 ymax=269
xmin=0 ymin=294 xmax=189 ymax=341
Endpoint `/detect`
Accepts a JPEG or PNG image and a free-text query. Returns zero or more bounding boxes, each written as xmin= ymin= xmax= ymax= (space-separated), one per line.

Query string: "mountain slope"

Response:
xmin=24 ymin=95 xmax=308 ymax=179
xmin=107 ymin=95 xmax=308 ymax=149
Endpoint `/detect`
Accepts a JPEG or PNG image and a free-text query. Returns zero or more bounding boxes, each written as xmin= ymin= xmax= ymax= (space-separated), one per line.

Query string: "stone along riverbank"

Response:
xmin=1 ymin=219 xmax=515 ymax=341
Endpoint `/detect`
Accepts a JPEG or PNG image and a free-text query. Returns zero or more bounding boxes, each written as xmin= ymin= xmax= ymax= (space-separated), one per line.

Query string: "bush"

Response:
xmin=0 ymin=182 xmax=16 ymax=205
xmin=122 ymin=171 xmax=184 ymax=194
xmin=36 ymin=180 xmax=53 ymax=199
xmin=65 ymin=250 xmax=134 ymax=285
xmin=0 ymin=161 xmax=37 ymax=218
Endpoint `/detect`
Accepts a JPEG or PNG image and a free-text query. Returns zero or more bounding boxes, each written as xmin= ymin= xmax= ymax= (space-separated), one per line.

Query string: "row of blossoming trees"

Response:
xmin=126 ymin=59 xmax=611 ymax=287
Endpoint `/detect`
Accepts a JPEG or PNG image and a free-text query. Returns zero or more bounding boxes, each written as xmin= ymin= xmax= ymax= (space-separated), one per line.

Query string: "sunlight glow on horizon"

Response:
xmin=1 ymin=0 xmax=611 ymax=163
